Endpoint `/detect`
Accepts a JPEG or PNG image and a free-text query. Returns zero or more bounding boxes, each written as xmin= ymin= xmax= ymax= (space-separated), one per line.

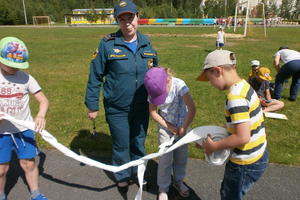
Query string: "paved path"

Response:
xmin=5 ymin=149 xmax=300 ymax=200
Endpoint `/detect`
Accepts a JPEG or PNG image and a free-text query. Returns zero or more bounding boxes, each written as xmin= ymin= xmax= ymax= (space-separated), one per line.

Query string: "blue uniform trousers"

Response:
xmin=274 ymin=60 xmax=300 ymax=100
xmin=105 ymin=103 xmax=149 ymax=182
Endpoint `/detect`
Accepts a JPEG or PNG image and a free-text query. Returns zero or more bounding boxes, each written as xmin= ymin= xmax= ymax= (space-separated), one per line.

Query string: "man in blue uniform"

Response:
xmin=85 ymin=0 xmax=158 ymax=192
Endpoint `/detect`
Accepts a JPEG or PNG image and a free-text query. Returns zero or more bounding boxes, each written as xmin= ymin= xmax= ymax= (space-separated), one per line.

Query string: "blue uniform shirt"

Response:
xmin=85 ymin=30 xmax=158 ymax=111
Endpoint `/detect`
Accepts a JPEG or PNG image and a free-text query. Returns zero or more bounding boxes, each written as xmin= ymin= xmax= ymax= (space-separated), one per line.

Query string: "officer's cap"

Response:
xmin=114 ymin=0 xmax=138 ymax=19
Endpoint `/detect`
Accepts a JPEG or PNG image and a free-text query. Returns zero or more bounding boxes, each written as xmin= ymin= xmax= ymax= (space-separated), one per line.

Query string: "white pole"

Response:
xmin=234 ymin=3 xmax=238 ymax=32
xmin=22 ymin=0 xmax=28 ymax=25
xmin=244 ymin=0 xmax=250 ymax=37
xmin=225 ymin=0 xmax=227 ymax=17
xmin=262 ymin=3 xmax=266 ymax=37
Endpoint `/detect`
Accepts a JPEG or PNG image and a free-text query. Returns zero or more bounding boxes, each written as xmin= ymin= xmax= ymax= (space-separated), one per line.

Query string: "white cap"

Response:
xmin=197 ymin=50 xmax=236 ymax=81
xmin=251 ymin=60 xmax=260 ymax=67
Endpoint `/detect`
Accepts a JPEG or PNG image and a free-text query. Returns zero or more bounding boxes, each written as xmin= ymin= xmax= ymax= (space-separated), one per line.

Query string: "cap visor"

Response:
xmin=117 ymin=11 xmax=136 ymax=17
xmin=0 ymin=57 xmax=29 ymax=69
xmin=149 ymin=93 xmax=167 ymax=106
xmin=196 ymin=72 xmax=208 ymax=81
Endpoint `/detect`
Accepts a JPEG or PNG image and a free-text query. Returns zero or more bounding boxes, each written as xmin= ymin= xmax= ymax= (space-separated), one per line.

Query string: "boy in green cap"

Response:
xmin=0 ymin=37 xmax=49 ymax=200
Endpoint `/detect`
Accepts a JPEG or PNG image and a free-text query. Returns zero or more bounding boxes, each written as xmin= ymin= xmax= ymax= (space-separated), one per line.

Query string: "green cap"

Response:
xmin=0 ymin=37 xmax=29 ymax=69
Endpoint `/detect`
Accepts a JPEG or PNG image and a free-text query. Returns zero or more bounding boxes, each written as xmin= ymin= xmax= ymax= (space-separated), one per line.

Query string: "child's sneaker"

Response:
xmin=173 ymin=182 xmax=190 ymax=198
xmin=31 ymin=194 xmax=48 ymax=200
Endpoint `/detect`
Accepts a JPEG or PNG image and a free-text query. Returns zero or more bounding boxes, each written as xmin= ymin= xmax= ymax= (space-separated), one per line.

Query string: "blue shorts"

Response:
xmin=216 ymin=41 xmax=224 ymax=47
xmin=0 ymin=130 xmax=39 ymax=163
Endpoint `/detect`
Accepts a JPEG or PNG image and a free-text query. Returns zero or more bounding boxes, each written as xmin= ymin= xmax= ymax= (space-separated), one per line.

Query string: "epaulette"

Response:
xmin=103 ymin=33 xmax=116 ymax=41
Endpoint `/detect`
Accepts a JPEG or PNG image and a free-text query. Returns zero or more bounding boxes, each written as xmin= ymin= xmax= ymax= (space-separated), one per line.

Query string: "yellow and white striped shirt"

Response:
xmin=225 ymin=79 xmax=267 ymax=165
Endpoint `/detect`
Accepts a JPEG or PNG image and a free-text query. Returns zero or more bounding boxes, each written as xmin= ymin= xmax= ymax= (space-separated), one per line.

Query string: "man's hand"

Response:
xmin=87 ymin=110 xmax=98 ymax=120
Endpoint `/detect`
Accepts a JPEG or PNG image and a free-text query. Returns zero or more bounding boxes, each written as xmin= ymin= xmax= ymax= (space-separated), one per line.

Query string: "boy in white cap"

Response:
xmin=197 ymin=50 xmax=268 ymax=200
xmin=248 ymin=60 xmax=260 ymax=81
xmin=0 ymin=37 xmax=49 ymax=200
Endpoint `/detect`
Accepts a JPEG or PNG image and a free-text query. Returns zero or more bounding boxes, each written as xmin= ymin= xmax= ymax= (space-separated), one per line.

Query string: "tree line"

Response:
xmin=0 ymin=0 xmax=298 ymax=25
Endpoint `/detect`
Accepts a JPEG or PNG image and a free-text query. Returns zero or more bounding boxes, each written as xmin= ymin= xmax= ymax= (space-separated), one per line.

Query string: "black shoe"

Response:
xmin=117 ymin=181 xmax=129 ymax=194
xmin=288 ymin=97 xmax=296 ymax=101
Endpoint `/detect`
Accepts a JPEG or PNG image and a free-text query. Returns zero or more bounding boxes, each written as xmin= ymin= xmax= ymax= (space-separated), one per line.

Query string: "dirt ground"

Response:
xmin=202 ymin=33 xmax=244 ymax=38
xmin=146 ymin=33 xmax=244 ymax=38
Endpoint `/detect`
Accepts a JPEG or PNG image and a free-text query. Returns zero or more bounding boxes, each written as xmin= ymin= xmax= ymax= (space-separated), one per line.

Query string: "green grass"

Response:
xmin=1 ymin=26 xmax=299 ymax=165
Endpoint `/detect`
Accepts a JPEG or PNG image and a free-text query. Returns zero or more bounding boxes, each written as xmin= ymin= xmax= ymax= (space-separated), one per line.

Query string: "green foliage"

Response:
xmin=1 ymin=0 xmax=300 ymax=25
xmin=280 ymin=0 xmax=294 ymax=19
xmin=265 ymin=0 xmax=280 ymax=17
xmin=0 ymin=0 xmax=204 ymax=24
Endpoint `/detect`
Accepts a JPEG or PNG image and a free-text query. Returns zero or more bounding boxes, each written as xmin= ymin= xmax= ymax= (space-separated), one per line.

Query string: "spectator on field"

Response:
xmin=249 ymin=67 xmax=284 ymax=112
xmin=248 ymin=60 xmax=260 ymax=82
xmin=216 ymin=26 xmax=226 ymax=50
xmin=273 ymin=46 xmax=300 ymax=101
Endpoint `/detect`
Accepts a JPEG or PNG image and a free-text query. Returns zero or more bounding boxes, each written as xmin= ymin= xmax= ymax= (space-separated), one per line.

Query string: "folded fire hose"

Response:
xmin=2 ymin=113 xmax=230 ymax=200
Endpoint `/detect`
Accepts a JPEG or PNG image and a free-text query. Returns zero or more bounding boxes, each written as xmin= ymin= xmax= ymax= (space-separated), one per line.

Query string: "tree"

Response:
xmin=293 ymin=0 xmax=300 ymax=19
xmin=280 ymin=0 xmax=294 ymax=19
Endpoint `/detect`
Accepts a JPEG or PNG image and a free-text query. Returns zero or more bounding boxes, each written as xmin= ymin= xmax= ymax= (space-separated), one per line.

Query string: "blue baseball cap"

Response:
xmin=114 ymin=0 xmax=138 ymax=19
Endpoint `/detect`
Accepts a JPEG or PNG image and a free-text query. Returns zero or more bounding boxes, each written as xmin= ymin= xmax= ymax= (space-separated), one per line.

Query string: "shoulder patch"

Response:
xmin=91 ymin=48 xmax=98 ymax=60
xmin=103 ymin=33 xmax=116 ymax=41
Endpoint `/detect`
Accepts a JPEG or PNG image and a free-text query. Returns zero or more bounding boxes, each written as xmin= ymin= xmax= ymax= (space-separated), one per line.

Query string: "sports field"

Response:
xmin=0 ymin=26 xmax=299 ymax=165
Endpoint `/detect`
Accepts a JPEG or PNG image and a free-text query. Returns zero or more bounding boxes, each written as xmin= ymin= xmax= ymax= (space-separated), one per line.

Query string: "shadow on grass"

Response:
xmin=204 ymin=49 xmax=214 ymax=53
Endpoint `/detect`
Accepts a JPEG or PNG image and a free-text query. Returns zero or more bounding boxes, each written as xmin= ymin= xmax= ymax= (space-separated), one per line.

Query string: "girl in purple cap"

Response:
xmin=144 ymin=67 xmax=196 ymax=200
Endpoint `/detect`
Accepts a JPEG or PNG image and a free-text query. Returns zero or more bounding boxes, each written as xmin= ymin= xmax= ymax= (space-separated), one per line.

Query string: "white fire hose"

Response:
xmin=1 ymin=113 xmax=230 ymax=200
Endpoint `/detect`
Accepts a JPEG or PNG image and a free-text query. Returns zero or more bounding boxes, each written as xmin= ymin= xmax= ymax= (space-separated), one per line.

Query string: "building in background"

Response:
xmin=64 ymin=9 xmax=115 ymax=25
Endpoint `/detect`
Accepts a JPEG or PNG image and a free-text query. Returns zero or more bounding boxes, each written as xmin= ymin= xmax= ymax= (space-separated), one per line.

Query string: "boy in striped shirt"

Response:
xmin=197 ymin=50 xmax=269 ymax=200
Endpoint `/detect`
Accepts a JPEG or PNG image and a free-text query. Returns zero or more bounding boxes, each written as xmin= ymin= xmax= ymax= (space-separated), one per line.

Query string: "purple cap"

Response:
xmin=144 ymin=67 xmax=167 ymax=105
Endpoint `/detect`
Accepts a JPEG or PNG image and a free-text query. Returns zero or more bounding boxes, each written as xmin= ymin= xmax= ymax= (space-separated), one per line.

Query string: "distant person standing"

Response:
xmin=216 ymin=27 xmax=226 ymax=50
xmin=273 ymin=46 xmax=300 ymax=101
